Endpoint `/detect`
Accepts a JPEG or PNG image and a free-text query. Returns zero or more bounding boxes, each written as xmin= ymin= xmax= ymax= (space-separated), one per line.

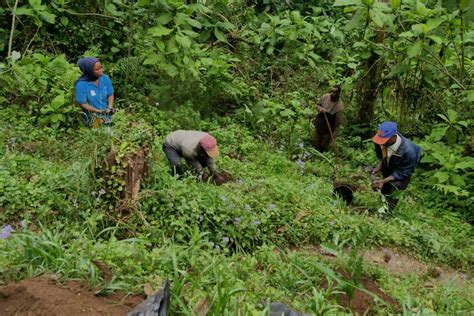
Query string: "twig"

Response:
xmin=24 ymin=26 xmax=40 ymax=54
xmin=7 ymin=0 xmax=19 ymax=59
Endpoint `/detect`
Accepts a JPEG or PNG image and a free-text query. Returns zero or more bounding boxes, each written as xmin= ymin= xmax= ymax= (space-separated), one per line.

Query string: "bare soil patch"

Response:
xmin=362 ymin=248 xmax=470 ymax=286
xmin=0 ymin=277 xmax=143 ymax=316
xmin=328 ymin=271 xmax=400 ymax=315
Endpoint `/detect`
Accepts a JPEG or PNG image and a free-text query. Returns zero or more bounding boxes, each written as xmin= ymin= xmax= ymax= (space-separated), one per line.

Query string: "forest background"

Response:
xmin=0 ymin=0 xmax=473 ymax=314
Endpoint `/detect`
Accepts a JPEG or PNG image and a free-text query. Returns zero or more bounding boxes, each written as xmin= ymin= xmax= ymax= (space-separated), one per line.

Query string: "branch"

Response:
xmin=62 ymin=9 xmax=117 ymax=19
xmin=7 ymin=0 xmax=19 ymax=59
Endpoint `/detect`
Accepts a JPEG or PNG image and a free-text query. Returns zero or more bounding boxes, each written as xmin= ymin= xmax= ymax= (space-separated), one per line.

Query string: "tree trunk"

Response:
xmin=355 ymin=30 xmax=385 ymax=137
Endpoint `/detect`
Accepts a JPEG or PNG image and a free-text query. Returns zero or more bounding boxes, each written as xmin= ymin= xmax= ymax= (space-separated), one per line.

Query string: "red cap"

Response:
xmin=200 ymin=134 xmax=219 ymax=158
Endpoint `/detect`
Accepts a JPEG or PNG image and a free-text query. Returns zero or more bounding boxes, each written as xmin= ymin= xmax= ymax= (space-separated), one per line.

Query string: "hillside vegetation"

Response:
xmin=1 ymin=0 xmax=473 ymax=314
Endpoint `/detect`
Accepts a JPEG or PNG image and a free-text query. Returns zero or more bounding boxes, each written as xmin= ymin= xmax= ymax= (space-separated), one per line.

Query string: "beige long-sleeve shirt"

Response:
xmin=164 ymin=130 xmax=218 ymax=174
xmin=316 ymin=93 xmax=344 ymax=134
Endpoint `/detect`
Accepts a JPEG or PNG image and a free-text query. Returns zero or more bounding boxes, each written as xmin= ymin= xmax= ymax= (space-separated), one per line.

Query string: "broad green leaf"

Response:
xmin=106 ymin=3 xmax=122 ymax=17
xmin=457 ymin=121 xmax=469 ymax=128
xmin=416 ymin=1 xmax=427 ymax=17
xmin=429 ymin=126 xmax=449 ymax=141
xmin=214 ymin=30 xmax=227 ymax=43
xmin=426 ymin=18 xmax=443 ymax=30
xmin=345 ymin=10 xmax=367 ymax=30
xmin=51 ymin=95 xmax=65 ymax=109
xmin=156 ymin=13 xmax=173 ymax=25
xmin=391 ymin=0 xmax=401 ymax=9
xmin=143 ymin=54 xmax=161 ymax=65
xmin=186 ymin=18 xmax=202 ymax=29
xmin=149 ymin=25 xmax=173 ymax=37
xmin=369 ymin=9 xmax=385 ymax=27
xmin=175 ymin=34 xmax=191 ymax=48
xmin=434 ymin=171 xmax=449 ymax=183
xmin=15 ymin=7 xmax=35 ymax=16
xmin=459 ymin=0 xmax=469 ymax=9
xmin=411 ymin=23 xmax=428 ymax=35
xmin=174 ymin=13 xmax=188 ymax=26
xmin=39 ymin=11 xmax=56 ymax=24
xmin=161 ymin=63 xmax=178 ymax=77
xmin=466 ymin=90 xmax=474 ymax=102
xmin=407 ymin=40 xmax=422 ymax=57
xmin=388 ymin=64 xmax=412 ymax=76
xmin=216 ymin=21 xmax=235 ymax=30
xmin=29 ymin=0 xmax=42 ymax=10
xmin=455 ymin=159 xmax=474 ymax=170
xmin=181 ymin=30 xmax=199 ymax=38
xmin=428 ymin=35 xmax=443 ymax=45
xmin=348 ymin=62 xmax=357 ymax=69
xmin=333 ymin=0 xmax=358 ymax=6
xmin=437 ymin=113 xmax=449 ymax=122
xmin=156 ymin=41 xmax=165 ymax=53
xmin=50 ymin=113 xmax=64 ymax=123
xmin=280 ymin=109 xmax=295 ymax=117
xmin=399 ymin=31 xmax=415 ymax=38
xmin=451 ymin=174 xmax=466 ymax=187
xmin=138 ymin=0 xmax=151 ymax=5
xmin=110 ymin=47 xmax=119 ymax=53
xmin=60 ymin=16 xmax=69 ymax=26
xmin=447 ymin=109 xmax=458 ymax=122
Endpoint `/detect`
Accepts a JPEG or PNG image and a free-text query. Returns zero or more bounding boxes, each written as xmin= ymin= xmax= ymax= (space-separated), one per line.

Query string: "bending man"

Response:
xmin=163 ymin=130 xmax=222 ymax=181
xmin=371 ymin=121 xmax=422 ymax=211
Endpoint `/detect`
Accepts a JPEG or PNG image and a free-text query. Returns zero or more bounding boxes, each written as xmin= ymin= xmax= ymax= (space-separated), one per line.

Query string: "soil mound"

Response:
xmin=0 ymin=277 xmax=143 ymax=316
xmin=335 ymin=271 xmax=400 ymax=315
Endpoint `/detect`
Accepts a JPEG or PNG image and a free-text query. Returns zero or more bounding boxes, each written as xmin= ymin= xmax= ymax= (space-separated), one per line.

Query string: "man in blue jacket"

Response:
xmin=371 ymin=121 xmax=422 ymax=211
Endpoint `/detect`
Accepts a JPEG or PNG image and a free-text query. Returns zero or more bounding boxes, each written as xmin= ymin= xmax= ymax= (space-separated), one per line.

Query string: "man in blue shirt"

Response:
xmin=75 ymin=57 xmax=116 ymax=127
xmin=371 ymin=121 xmax=422 ymax=212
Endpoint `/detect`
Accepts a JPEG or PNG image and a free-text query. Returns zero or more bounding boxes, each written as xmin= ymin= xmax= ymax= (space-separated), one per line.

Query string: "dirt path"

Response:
xmin=0 ymin=277 xmax=143 ymax=316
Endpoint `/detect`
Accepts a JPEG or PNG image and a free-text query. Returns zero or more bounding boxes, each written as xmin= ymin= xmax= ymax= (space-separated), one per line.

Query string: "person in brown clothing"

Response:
xmin=312 ymin=85 xmax=344 ymax=152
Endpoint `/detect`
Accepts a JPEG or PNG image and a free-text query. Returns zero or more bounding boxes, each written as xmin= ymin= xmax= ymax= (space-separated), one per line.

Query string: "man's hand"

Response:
xmin=317 ymin=106 xmax=327 ymax=114
xmin=372 ymin=179 xmax=385 ymax=190
xmin=371 ymin=168 xmax=381 ymax=177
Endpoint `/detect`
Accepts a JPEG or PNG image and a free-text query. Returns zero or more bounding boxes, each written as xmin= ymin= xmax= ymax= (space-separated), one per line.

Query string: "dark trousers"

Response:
xmin=162 ymin=144 xmax=208 ymax=177
xmin=312 ymin=129 xmax=332 ymax=152
xmin=381 ymin=178 xmax=411 ymax=211
xmin=163 ymin=143 xmax=183 ymax=176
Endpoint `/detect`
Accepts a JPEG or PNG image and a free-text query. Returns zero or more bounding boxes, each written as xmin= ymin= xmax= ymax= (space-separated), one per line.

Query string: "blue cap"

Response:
xmin=372 ymin=121 xmax=398 ymax=144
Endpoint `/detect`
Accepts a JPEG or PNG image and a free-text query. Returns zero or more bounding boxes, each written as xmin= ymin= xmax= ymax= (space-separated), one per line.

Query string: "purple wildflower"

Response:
xmin=1 ymin=225 xmax=13 ymax=239
xmin=254 ymin=220 xmax=261 ymax=226
xmin=268 ymin=204 xmax=277 ymax=210
xmin=298 ymin=142 xmax=304 ymax=148
xmin=244 ymin=204 xmax=252 ymax=211
xmin=237 ymin=179 xmax=245 ymax=186
xmin=222 ymin=237 xmax=230 ymax=244
xmin=99 ymin=189 xmax=106 ymax=196
xmin=233 ymin=217 xmax=241 ymax=226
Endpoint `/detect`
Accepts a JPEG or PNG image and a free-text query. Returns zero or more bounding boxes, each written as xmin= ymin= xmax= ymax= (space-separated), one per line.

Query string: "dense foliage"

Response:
xmin=1 ymin=0 xmax=473 ymax=314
